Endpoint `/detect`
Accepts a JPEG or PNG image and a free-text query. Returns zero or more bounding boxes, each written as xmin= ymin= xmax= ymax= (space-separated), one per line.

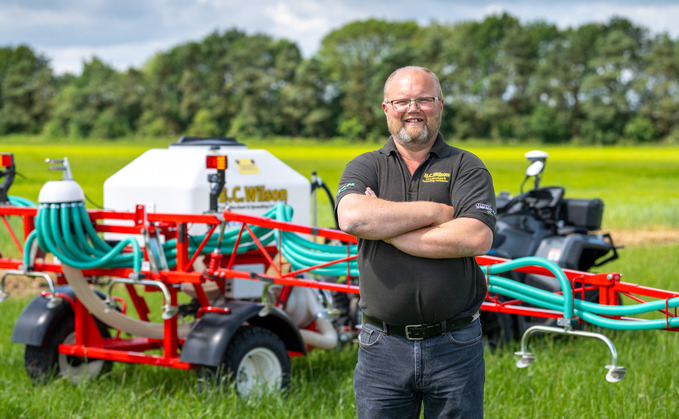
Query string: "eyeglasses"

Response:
xmin=385 ymin=97 xmax=441 ymax=112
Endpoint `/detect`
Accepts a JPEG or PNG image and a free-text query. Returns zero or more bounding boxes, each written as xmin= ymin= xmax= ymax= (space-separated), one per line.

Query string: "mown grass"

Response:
xmin=1 ymin=243 xmax=678 ymax=418
xmin=1 ymin=136 xmax=678 ymax=417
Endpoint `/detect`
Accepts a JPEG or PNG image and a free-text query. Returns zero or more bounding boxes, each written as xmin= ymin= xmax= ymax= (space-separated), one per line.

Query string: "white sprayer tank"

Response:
xmin=103 ymin=137 xmax=311 ymax=298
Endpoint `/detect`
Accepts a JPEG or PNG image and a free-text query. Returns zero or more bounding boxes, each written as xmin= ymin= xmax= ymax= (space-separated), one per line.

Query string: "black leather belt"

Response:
xmin=362 ymin=313 xmax=475 ymax=341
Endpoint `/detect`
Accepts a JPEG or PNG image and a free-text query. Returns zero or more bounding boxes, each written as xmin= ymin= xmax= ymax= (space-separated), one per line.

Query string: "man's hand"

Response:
xmin=337 ymin=191 xmax=454 ymax=240
xmin=364 ymin=187 xmax=454 ymax=228
xmin=386 ymin=217 xmax=494 ymax=259
xmin=363 ymin=187 xmax=491 ymax=258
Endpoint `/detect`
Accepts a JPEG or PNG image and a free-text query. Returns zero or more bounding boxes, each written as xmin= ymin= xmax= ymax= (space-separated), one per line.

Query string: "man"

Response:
xmin=335 ymin=66 xmax=496 ymax=419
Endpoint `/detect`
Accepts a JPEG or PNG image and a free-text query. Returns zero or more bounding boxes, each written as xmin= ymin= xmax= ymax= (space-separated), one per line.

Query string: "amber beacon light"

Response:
xmin=206 ymin=155 xmax=227 ymax=170
xmin=206 ymin=155 xmax=227 ymax=213
xmin=0 ymin=153 xmax=13 ymax=167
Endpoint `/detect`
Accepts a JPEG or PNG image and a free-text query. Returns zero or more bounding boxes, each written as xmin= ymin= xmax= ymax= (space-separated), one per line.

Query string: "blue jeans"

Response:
xmin=354 ymin=318 xmax=484 ymax=419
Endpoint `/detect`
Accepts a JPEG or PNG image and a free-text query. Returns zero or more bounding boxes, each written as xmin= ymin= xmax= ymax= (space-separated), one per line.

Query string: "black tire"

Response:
xmin=197 ymin=325 xmax=291 ymax=397
xmin=24 ymin=314 xmax=112 ymax=385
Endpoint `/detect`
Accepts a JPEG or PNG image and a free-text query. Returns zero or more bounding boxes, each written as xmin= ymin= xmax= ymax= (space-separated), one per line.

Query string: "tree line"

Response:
xmin=1 ymin=14 xmax=678 ymax=144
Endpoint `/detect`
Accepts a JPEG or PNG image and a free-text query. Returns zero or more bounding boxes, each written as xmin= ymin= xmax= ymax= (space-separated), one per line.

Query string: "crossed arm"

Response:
xmin=337 ymin=189 xmax=493 ymax=259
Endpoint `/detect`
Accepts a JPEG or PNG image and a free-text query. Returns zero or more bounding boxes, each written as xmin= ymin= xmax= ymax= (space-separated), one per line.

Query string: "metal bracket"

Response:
xmin=258 ymin=283 xmax=282 ymax=317
xmin=0 ymin=269 xmax=62 ymax=308
xmin=106 ymin=276 xmax=178 ymax=319
xmin=142 ymin=227 xmax=168 ymax=274
xmin=45 ymin=157 xmax=74 ymax=180
xmin=514 ymin=325 xmax=627 ymax=383
xmin=556 ymin=316 xmax=577 ymax=330
xmin=317 ymin=288 xmax=340 ymax=321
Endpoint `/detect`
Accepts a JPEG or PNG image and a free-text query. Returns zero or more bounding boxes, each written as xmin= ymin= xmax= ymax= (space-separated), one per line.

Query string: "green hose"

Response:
xmin=488 ymin=274 xmax=679 ymax=330
xmin=71 ymin=202 xmax=108 ymax=257
xmin=77 ymin=204 xmax=112 ymax=253
xmin=491 ymin=274 xmax=679 ymax=317
xmin=270 ymin=203 xmax=358 ymax=276
xmin=485 ymin=257 xmax=574 ymax=319
xmin=8 ymin=195 xmax=37 ymax=207
xmin=22 ymin=229 xmax=37 ymax=267
xmin=23 ymin=202 xmax=286 ymax=273
xmin=35 ymin=203 xmax=142 ymax=272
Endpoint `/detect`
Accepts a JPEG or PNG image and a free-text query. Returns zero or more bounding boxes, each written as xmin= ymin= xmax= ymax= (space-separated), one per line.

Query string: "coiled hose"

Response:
xmin=22 ymin=203 xmax=281 ymax=272
xmin=482 ymin=257 xmax=679 ymax=330
xmin=23 ymin=203 xmax=142 ymax=272
xmin=272 ymin=204 xmax=358 ymax=277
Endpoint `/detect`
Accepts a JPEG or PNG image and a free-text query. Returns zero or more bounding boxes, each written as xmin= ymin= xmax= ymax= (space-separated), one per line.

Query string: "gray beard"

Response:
xmin=393 ymin=124 xmax=430 ymax=147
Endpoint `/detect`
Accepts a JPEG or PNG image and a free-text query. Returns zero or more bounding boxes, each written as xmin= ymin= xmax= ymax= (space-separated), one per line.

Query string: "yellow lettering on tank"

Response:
xmin=227 ymin=185 xmax=289 ymax=203
xmin=245 ymin=186 xmax=258 ymax=202
xmin=232 ymin=186 xmax=244 ymax=202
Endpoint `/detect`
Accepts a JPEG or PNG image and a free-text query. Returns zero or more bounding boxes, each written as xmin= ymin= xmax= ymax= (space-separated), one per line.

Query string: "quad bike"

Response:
xmin=482 ymin=150 xmax=622 ymax=347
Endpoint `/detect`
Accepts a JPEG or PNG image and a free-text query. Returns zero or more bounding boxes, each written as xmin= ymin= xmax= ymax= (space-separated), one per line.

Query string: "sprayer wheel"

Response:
xmin=197 ymin=325 xmax=290 ymax=396
xmin=24 ymin=314 xmax=112 ymax=385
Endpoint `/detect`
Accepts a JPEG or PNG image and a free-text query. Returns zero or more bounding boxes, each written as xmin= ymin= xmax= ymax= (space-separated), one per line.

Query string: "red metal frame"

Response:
xmin=2 ymin=204 xmax=678 ymax=373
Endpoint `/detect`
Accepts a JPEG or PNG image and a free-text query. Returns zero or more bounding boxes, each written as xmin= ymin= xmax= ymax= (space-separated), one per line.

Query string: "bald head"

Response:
xmin=383 ymin=66 xmax=442 ymax=102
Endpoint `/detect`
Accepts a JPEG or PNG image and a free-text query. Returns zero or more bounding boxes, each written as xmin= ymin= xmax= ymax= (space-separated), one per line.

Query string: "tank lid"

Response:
xmin=168 ymin=136 xmax=247 ymax=148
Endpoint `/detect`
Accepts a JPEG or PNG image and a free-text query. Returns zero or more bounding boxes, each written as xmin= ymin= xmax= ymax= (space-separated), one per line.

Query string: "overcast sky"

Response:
xmin=2 ymin=0 xmax=679 ymax=75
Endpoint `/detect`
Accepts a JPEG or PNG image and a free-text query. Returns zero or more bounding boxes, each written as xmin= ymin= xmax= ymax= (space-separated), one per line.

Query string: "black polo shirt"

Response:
xmin=335 ymin=134 xmax=496 ymax=326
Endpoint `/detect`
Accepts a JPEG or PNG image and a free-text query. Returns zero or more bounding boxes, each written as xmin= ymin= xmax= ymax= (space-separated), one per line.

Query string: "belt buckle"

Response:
xmin=405 ymin=324 xmax=424 ymax=341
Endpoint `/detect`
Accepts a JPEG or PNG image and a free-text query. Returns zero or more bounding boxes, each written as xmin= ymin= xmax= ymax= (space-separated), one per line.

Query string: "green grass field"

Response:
xmin=0 ymin=136 xmax=678 ymax=418
xmin=1 ymin=244 xmax=677 ymax=418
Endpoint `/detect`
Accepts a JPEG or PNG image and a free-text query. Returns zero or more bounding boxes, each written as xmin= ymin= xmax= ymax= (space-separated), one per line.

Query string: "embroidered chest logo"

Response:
xmin=422 ymin=172 xmax=451 ymax=183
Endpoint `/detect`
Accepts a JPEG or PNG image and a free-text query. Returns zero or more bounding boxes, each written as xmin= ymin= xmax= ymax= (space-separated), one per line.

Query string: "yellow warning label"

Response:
xmin=423 ymin=172 xmax=451 ymax=183
xmin=235 ymin=158 xmax=260 ymax=175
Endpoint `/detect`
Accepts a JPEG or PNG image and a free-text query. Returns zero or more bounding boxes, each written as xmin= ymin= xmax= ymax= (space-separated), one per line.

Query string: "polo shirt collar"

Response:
xmin=381 ymin=133 xmax=452 ymax=158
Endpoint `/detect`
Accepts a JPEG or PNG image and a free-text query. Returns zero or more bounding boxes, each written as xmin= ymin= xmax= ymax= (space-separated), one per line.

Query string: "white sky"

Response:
xmin=1 ymin=0 xmax=679 ymax=75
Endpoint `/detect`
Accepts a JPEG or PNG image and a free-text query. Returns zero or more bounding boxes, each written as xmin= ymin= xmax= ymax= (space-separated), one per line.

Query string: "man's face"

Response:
xmin=382 ymin=70 xmax=443 ymax=148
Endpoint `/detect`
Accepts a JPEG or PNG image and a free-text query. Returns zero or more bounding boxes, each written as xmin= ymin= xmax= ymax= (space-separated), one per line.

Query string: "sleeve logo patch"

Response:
xmin=336 ymin=183 xmax=356 ymax=196
xmin=476 ymin=203 xmax=496 ymax=218
xmin=422 ymin=172 xmax=451 ymax=183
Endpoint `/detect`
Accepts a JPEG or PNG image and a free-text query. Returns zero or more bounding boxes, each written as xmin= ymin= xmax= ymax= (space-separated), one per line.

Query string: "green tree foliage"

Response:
xmin=48 ymin=57 xmax=142 ymax=139
xmin=578 ymin=18 xmax=647 ymax=144
xmin=140 ymin=29 xmax=303 ymax=139
xmin=279 ymin=58 xmax=339 ymax=138
xmin=2 ymin=16 xmax=679 ymax=144
xmin=318 ymin=19 xmax=422 ymax=140
xmin=638 ymin=33 xmax=679 ymax=139
xmin=0 ymin=45 xmax=54 ymax=135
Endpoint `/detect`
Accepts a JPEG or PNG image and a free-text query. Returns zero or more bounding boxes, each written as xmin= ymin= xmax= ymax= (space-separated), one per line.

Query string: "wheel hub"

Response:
xmin=57 ymin=331 xmax=106 ymax=384
xmin=236 ymin=347 xmax=283 ymax=397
